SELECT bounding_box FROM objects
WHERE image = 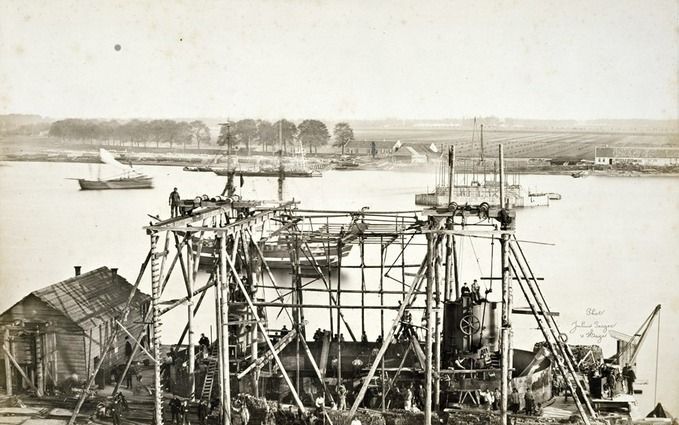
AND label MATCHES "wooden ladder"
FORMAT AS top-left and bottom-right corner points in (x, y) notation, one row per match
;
(200, 343), (219, 401)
